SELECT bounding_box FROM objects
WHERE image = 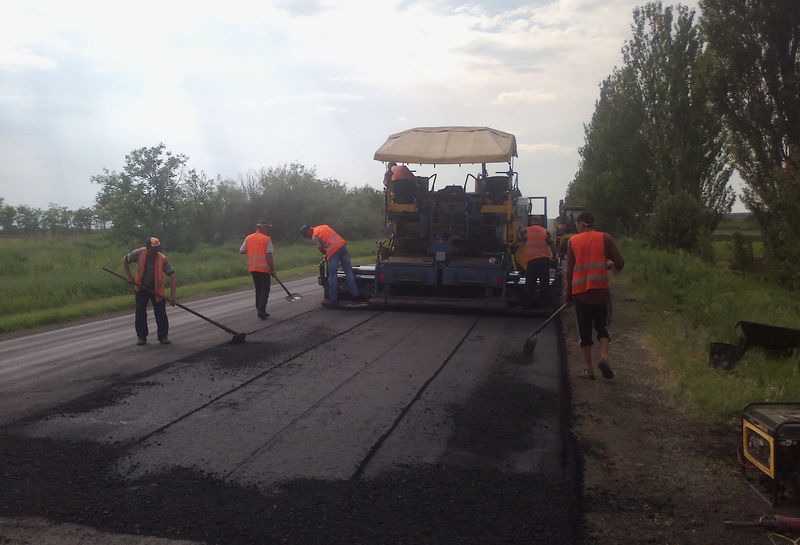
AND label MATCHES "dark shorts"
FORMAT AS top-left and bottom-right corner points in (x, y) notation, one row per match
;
(574, 299), (610, 347)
